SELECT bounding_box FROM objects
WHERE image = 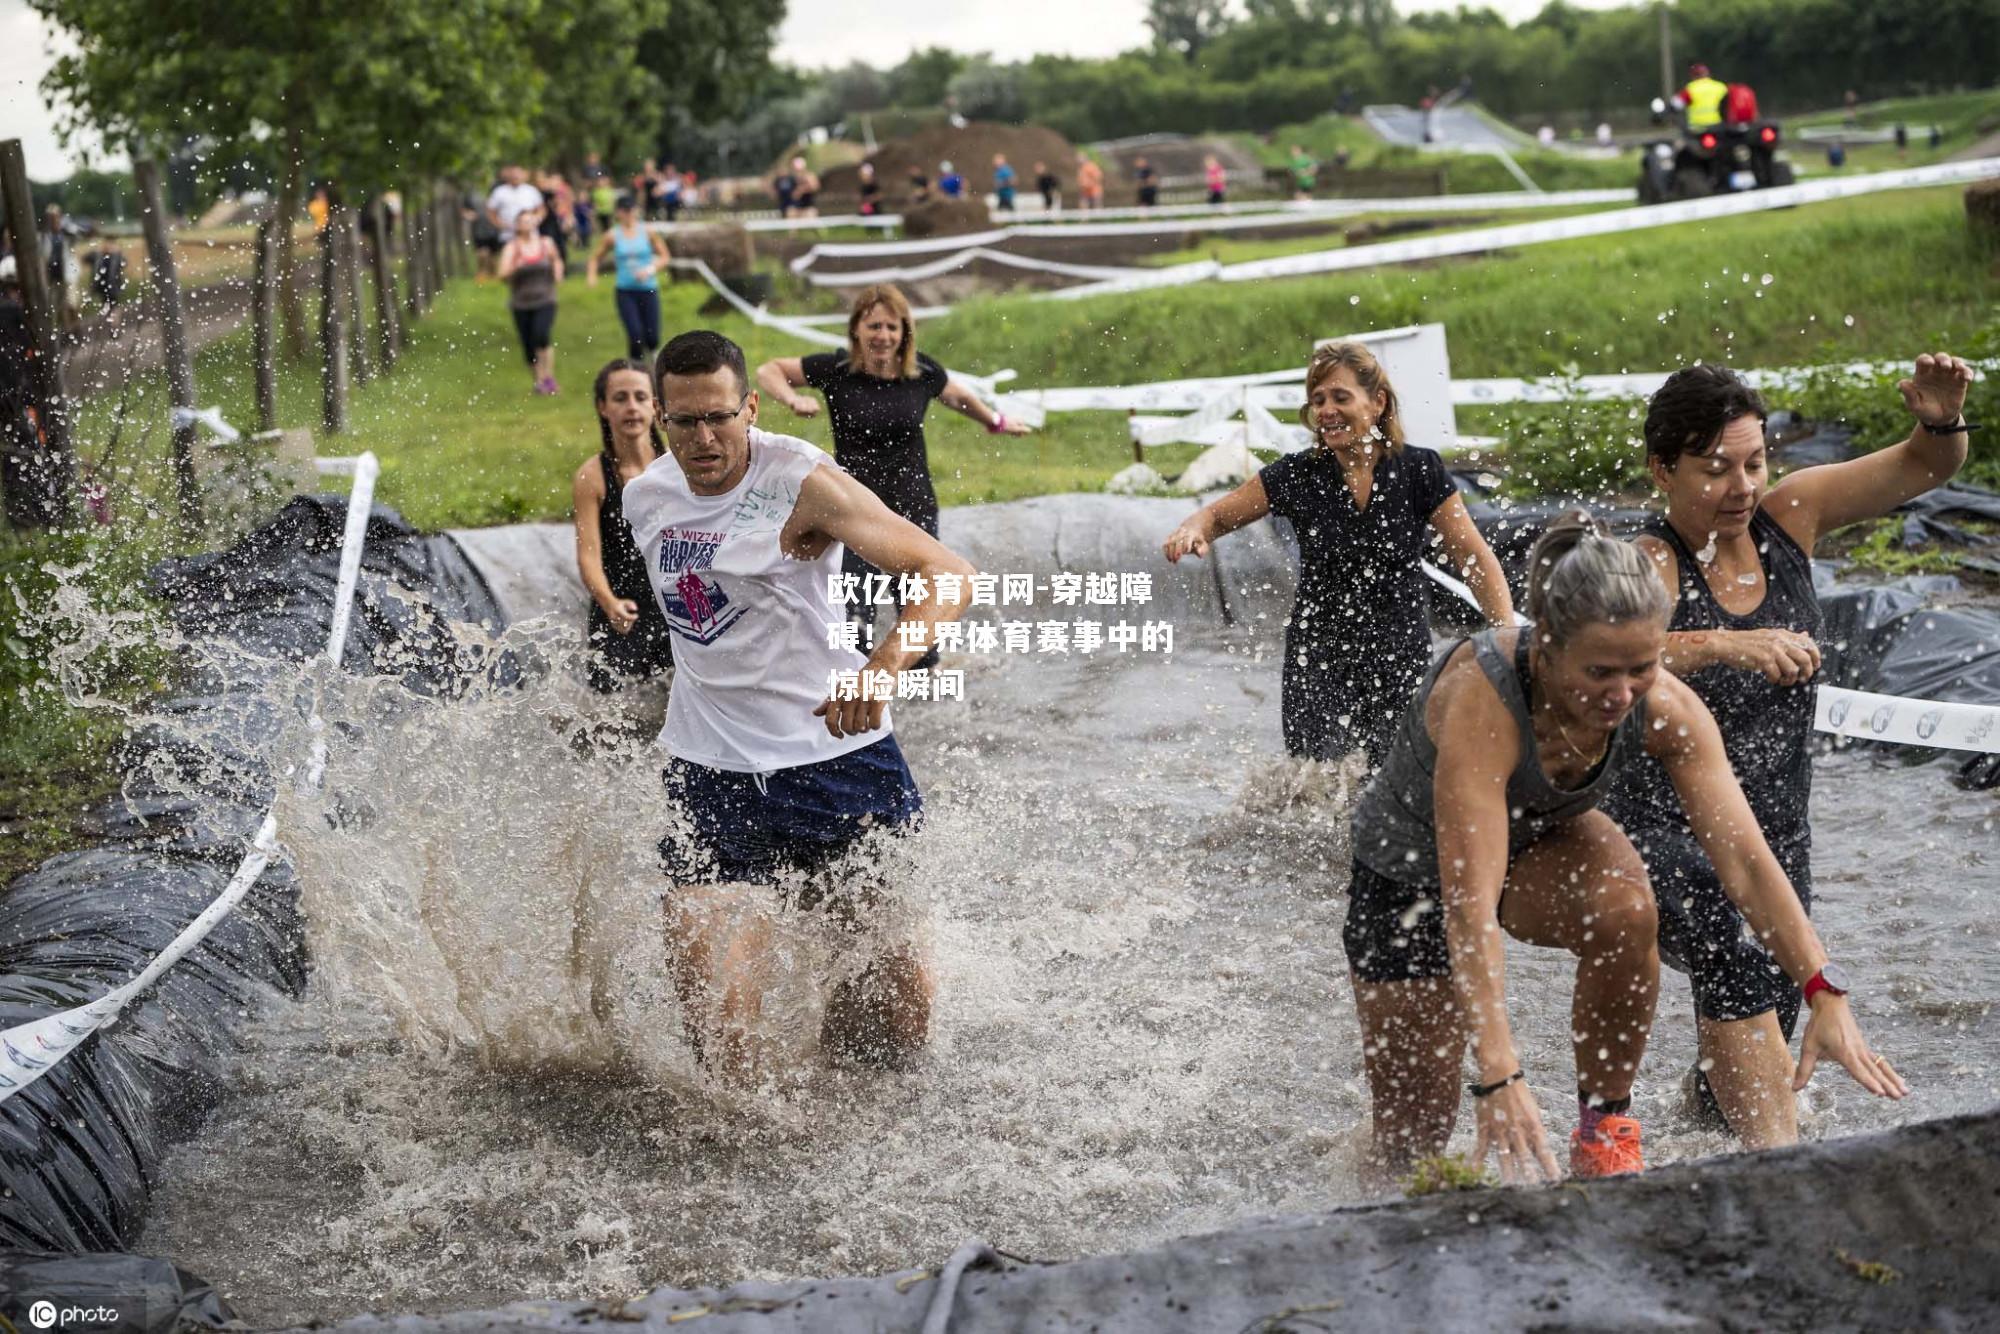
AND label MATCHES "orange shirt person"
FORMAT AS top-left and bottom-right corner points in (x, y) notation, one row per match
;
(1076, 157), (1104, 211)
